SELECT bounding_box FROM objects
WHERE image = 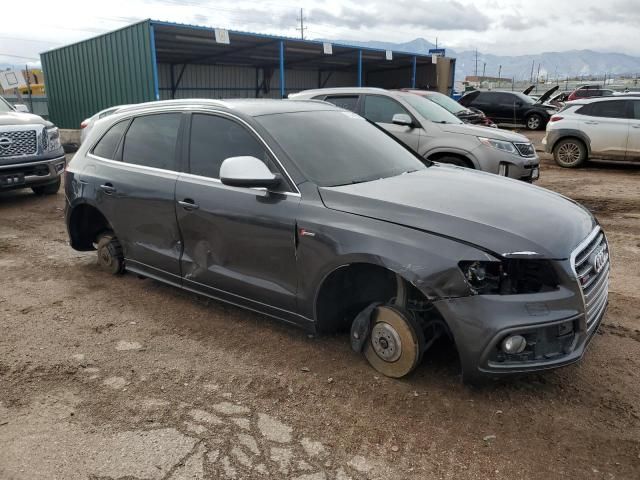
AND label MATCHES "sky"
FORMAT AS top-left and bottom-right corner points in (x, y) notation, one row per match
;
(2, 0), (640, 68)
